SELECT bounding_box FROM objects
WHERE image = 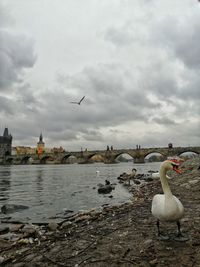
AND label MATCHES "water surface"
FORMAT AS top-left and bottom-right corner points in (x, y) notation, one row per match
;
(0, 162), (160, 223)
